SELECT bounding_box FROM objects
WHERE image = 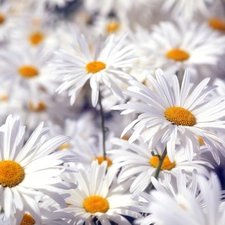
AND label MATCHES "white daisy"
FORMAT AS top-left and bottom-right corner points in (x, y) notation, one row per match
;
(52, 33), (135, 106)
(143, 20), (225, 80)
(17, 92), (73, 131)
(0, 44), (59, 100)
(0, 115), (76, 222)
(113, 69), (225, 163)
(109, 137), (212, 194)
(15, 195), (72, 225)
(13, 8), (59, 49)
(61, 161), (141, 225)
(135, 172), (225, 225)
